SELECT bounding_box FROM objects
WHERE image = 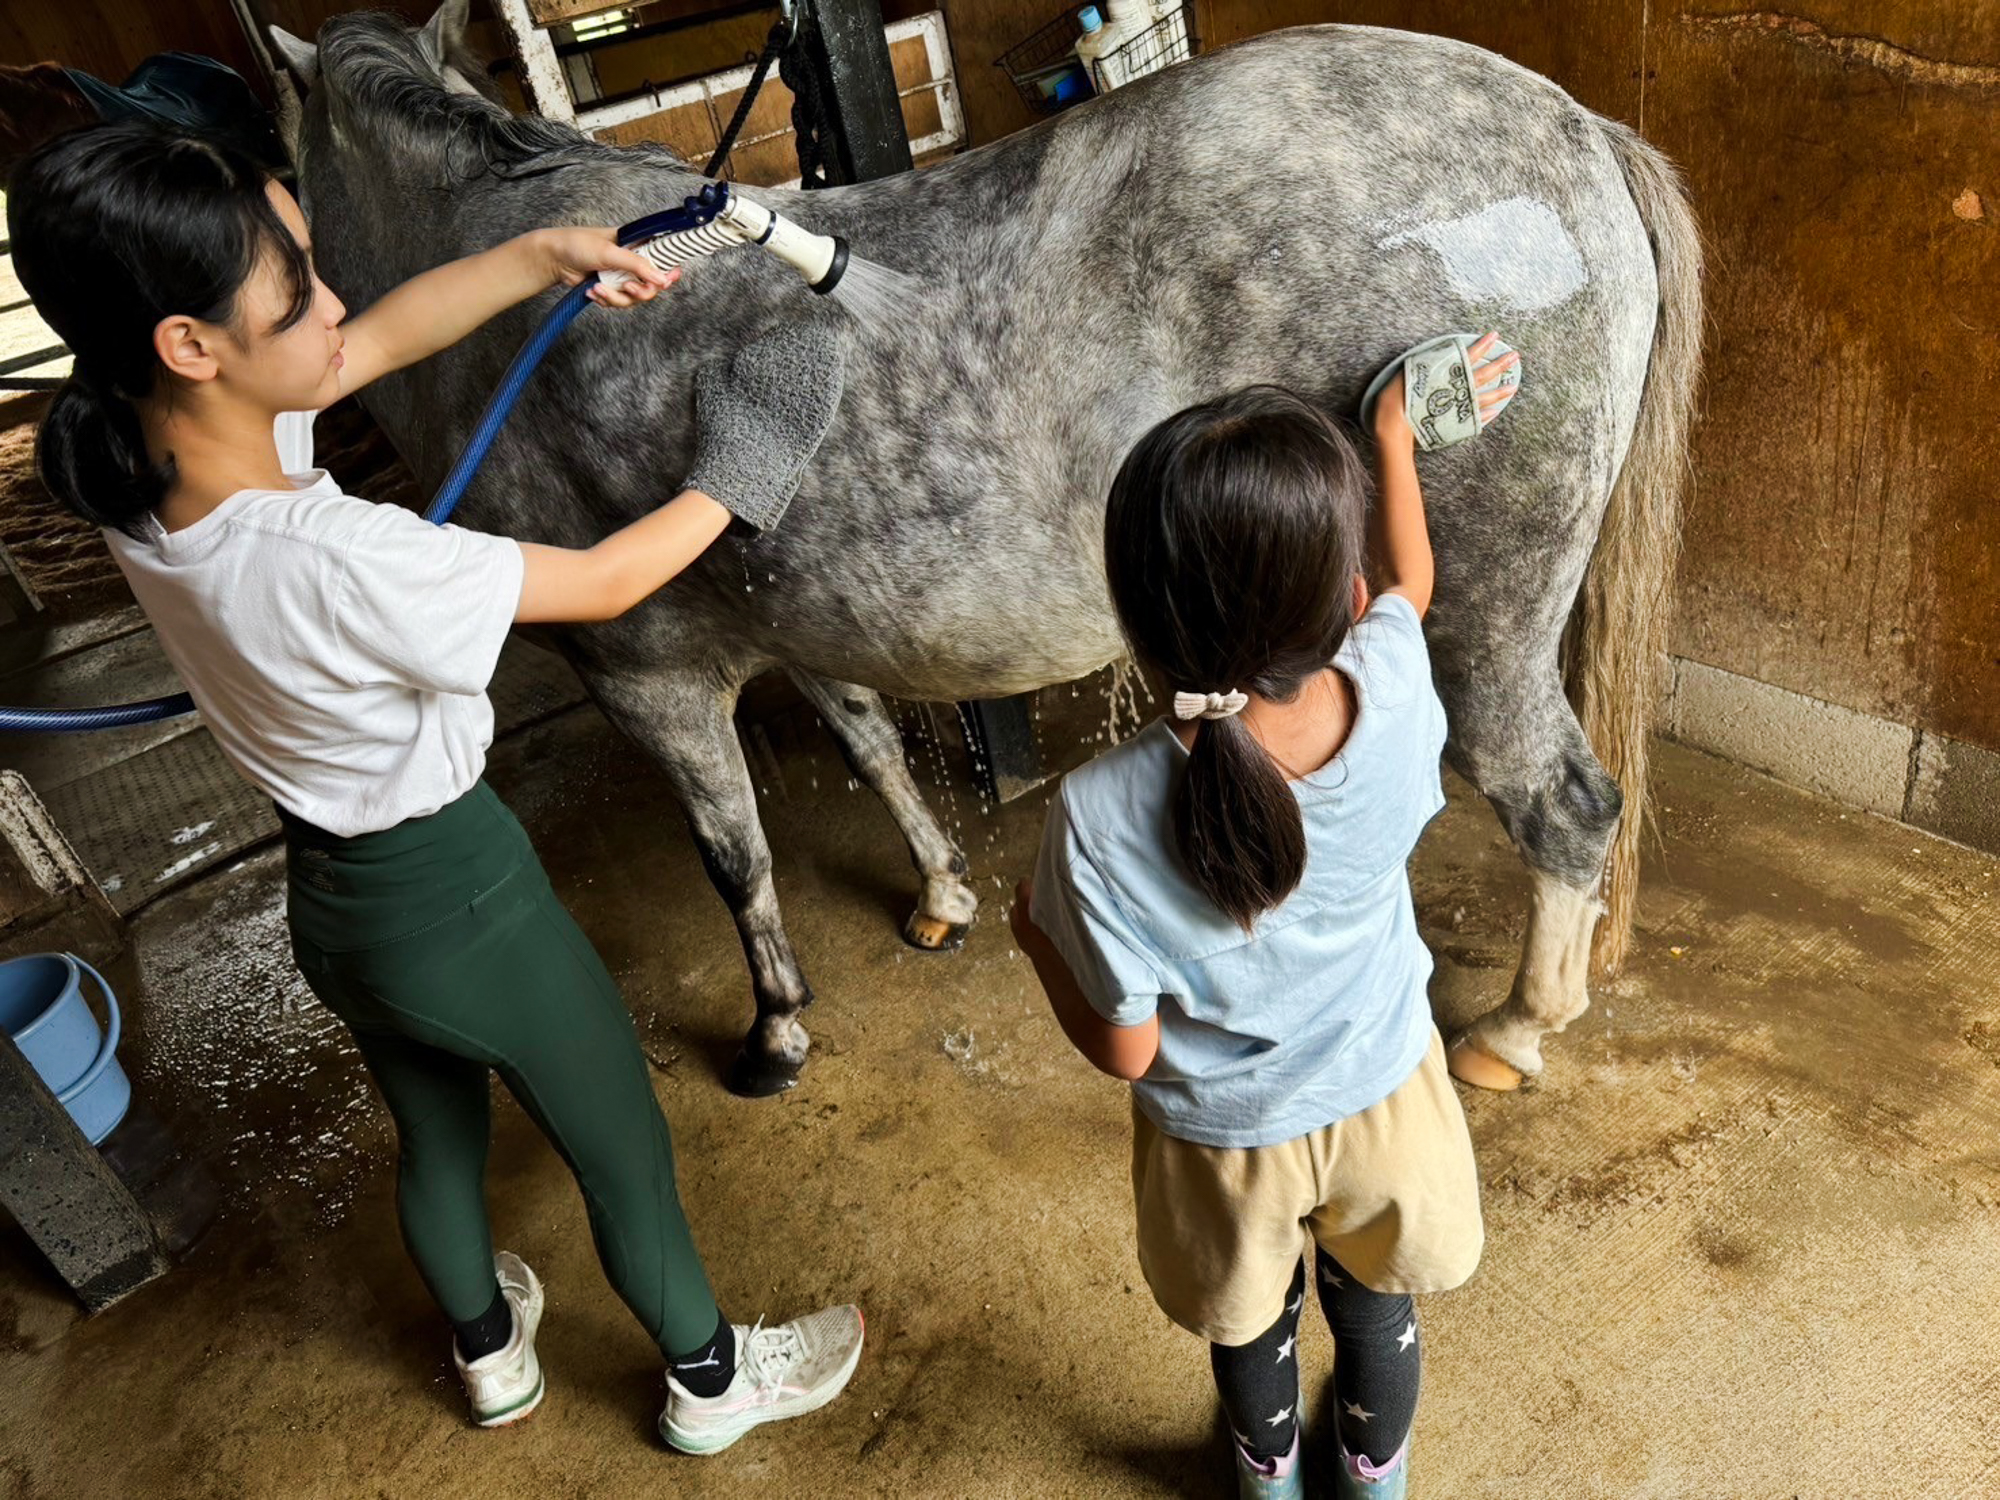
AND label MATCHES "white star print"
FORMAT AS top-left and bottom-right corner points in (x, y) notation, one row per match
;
(1397, 1320), (1417, 1352)
(1266, 1405), (1293, 1428)
(1343, 1399), (1375, 1423)
(1275, 1334), (1295, 1364)
(1320, 1265), (1344, 1288)
(1286, 1290), (1304, 1316)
